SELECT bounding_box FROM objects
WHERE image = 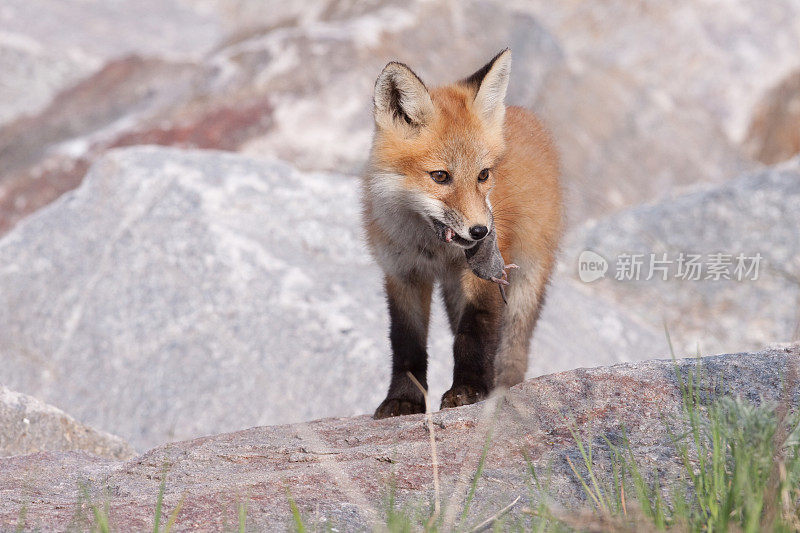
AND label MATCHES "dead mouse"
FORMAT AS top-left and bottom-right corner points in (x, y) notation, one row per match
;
(464, 227), (517, 303)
